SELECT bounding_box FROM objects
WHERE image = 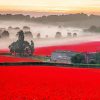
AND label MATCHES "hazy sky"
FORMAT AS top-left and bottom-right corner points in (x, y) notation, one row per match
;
(0, 0), (100, 15)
